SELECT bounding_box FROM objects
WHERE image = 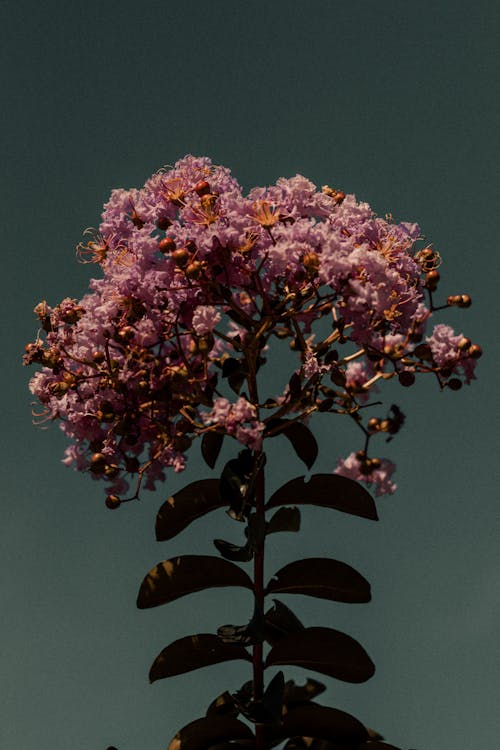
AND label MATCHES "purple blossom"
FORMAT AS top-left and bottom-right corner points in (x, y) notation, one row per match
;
(335, 453), (397, 497)
(24, 154), (479, 502)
